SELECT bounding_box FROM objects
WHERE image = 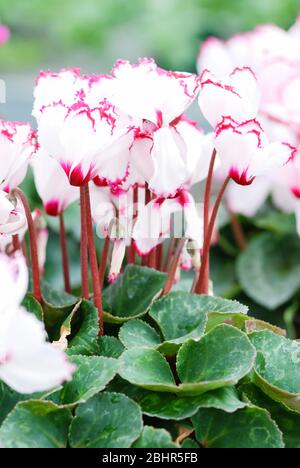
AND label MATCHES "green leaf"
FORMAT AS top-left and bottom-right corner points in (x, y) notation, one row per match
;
(0, 400), (72, 448)
(119, 325), (256, 396)
(240, 383), (300, 448)
(119, 320), (161, 349)
(176, 324), (256, 395)
(237, 233), (300, 309)
(59, 355), (118, 405)
(42, 281), (78, 332)
(97, 336), (125, 358)
(253, 210), (296, 235)
(0, 383), (21, 426)
(192, 407), (284, 448)
(181, 438), (200, 448)
(149, 292), (208, 351)
(22, 294), (44, 322)
(133, 426), (178, 448)
(119, 348), (177, 392)
(129, 386), (246, 420)
(102, 265), (166, 323)
(68, 300), (99, 355)
(69, 393), (143, 448)
(249, 330), (300, 412)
